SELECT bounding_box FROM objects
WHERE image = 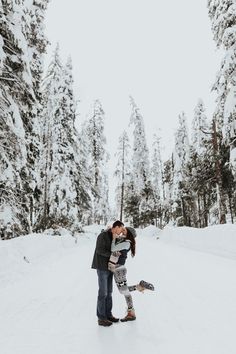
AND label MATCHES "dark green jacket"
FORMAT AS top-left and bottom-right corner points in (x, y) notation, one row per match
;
(91, 230), (112, 270)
